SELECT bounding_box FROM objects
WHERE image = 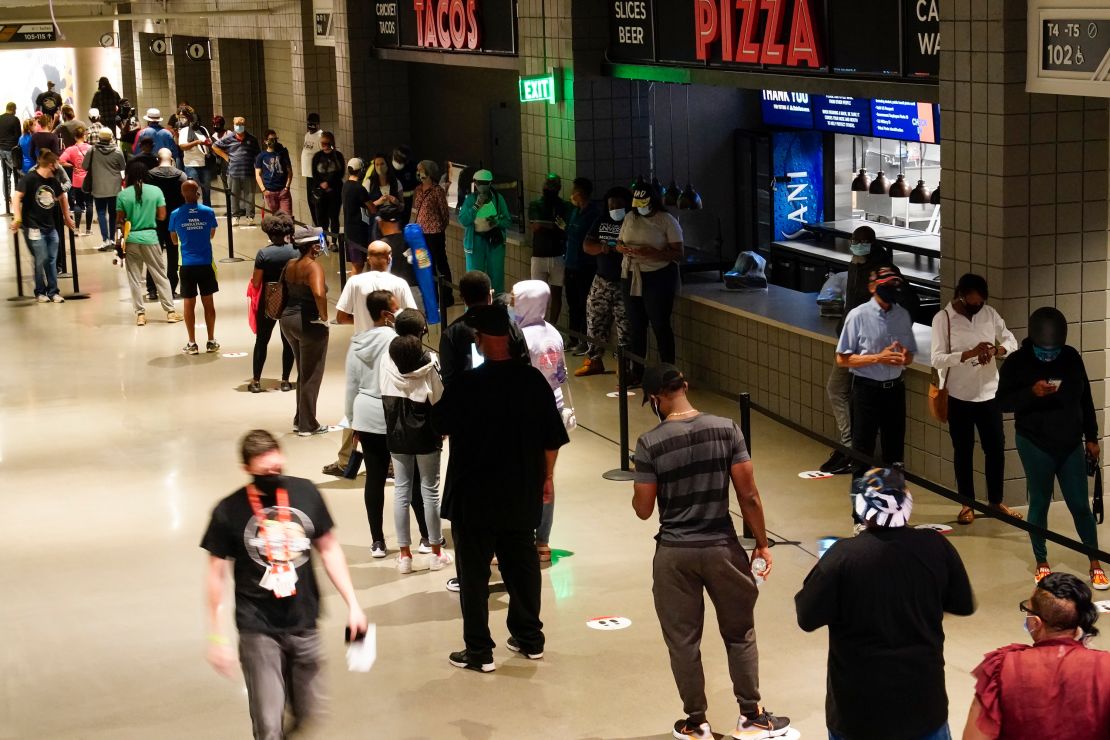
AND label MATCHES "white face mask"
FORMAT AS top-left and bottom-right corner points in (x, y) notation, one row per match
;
(234, 125), (245, 134)
(392, 159), (404, 170)
(636, 205), (652, 216)
(609, 208), (626, 221)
